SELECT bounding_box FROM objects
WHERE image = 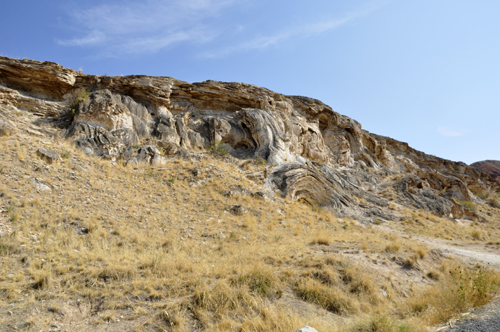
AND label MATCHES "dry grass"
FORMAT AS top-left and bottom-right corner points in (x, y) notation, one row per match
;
(395, 207), (500, 243)
(1, 109), (500, 331)
(405, 262), (500, 326)
(384, 239), (402, 253)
